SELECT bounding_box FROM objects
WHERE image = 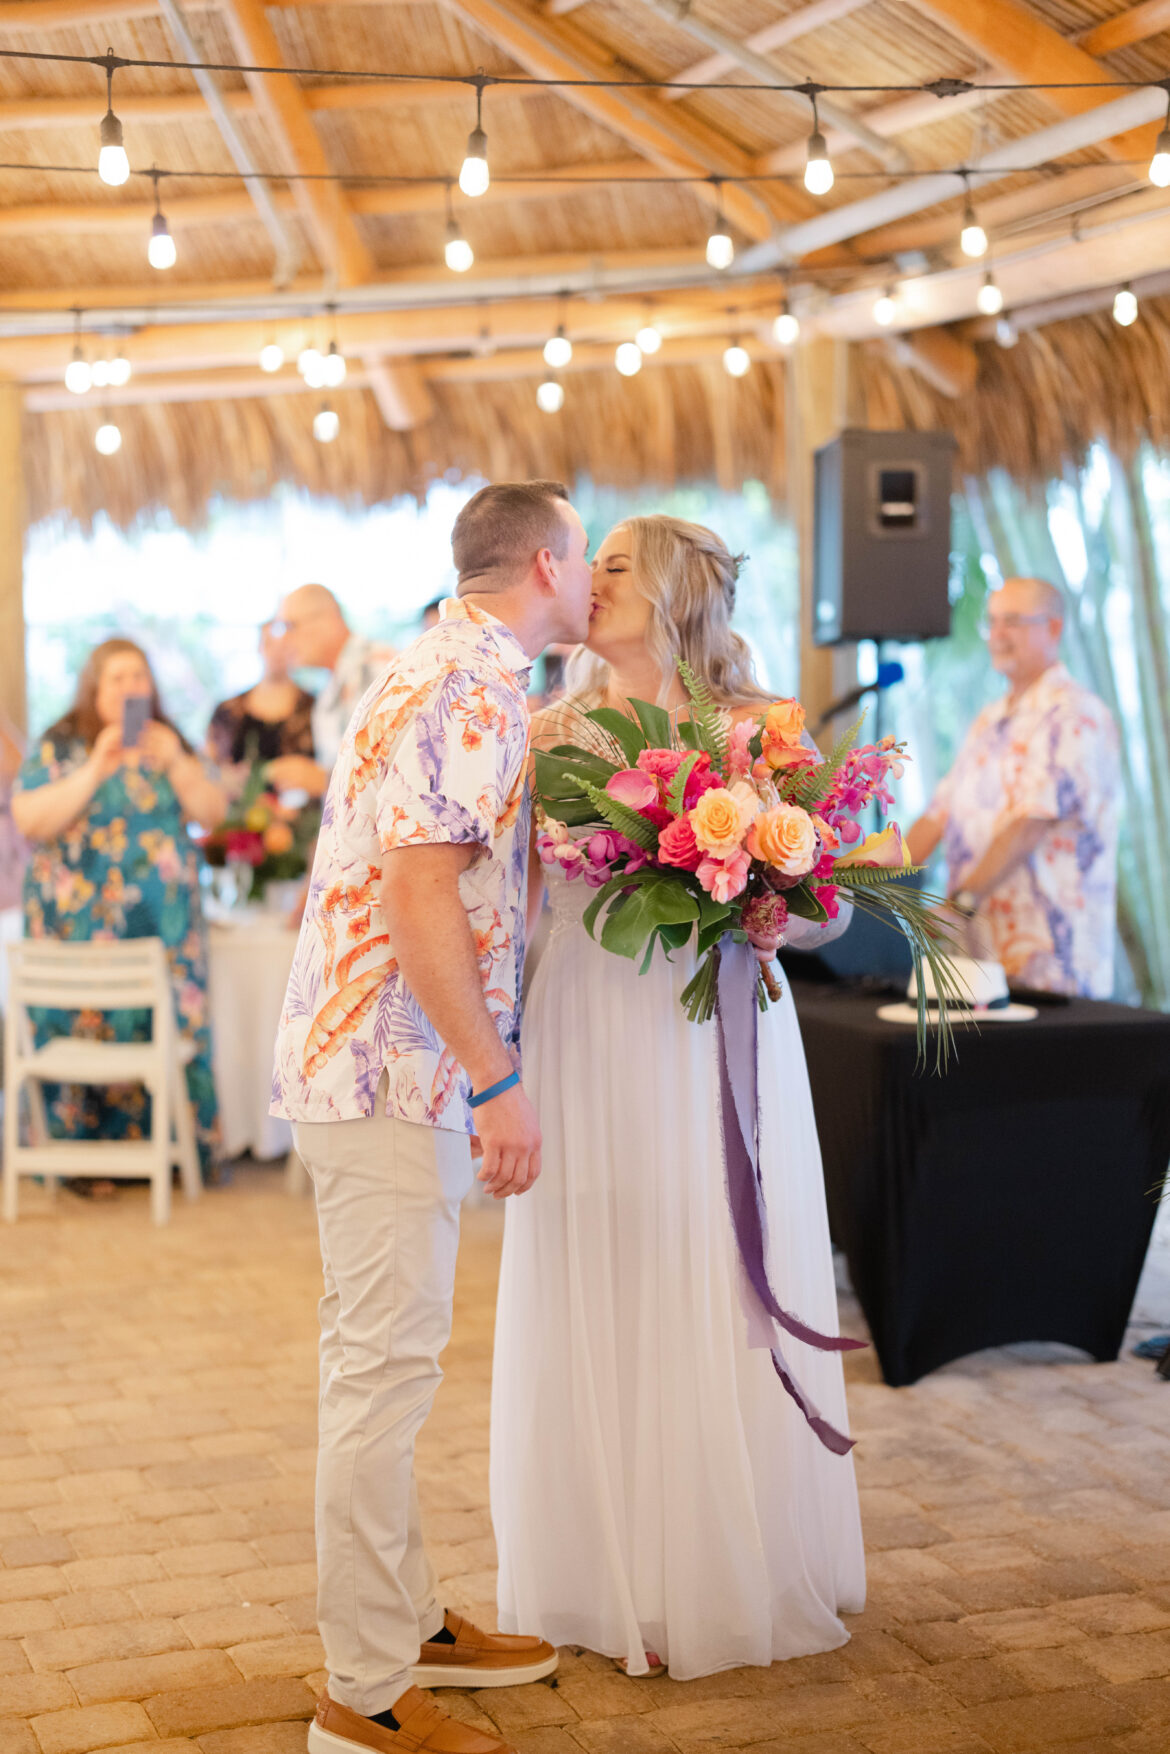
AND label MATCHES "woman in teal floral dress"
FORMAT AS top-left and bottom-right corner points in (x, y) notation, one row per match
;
(12, 639), (228, 1177)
